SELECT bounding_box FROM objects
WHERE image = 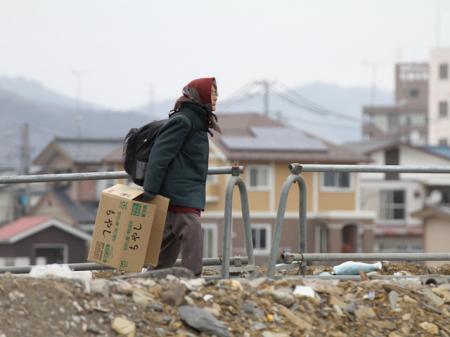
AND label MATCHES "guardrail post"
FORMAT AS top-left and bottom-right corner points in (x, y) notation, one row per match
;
(222, 164), (255, 278)
(267, 163), (307, 278)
